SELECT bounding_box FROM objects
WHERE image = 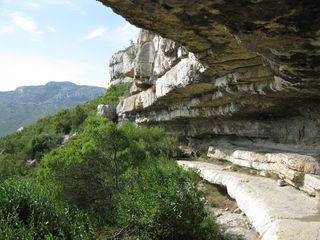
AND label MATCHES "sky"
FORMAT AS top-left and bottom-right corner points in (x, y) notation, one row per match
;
(0, 0), (140, 91)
